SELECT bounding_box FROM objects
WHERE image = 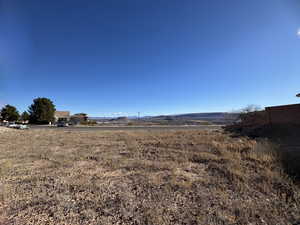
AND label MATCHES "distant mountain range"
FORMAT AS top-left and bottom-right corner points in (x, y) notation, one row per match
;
(89, 112), (239, 124)
(152, 112), (230, 119)
(150, 112), (239, 124)
(89, 116), (138, 120)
